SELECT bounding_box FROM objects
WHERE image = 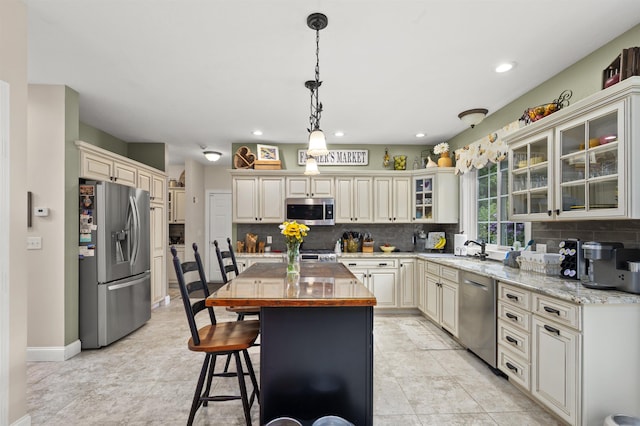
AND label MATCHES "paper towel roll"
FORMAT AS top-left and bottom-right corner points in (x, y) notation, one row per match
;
(454, 234), (468, 256)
